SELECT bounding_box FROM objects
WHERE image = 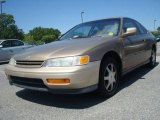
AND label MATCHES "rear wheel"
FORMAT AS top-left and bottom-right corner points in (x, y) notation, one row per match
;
(97, 57), (120, 97)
